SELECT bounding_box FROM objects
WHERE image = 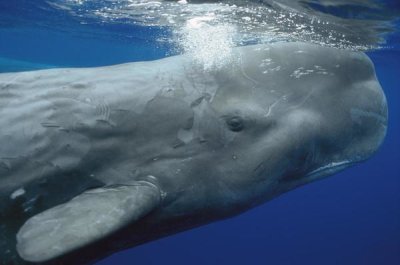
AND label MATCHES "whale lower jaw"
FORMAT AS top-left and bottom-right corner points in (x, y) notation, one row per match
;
(305, 160), (357, 181)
